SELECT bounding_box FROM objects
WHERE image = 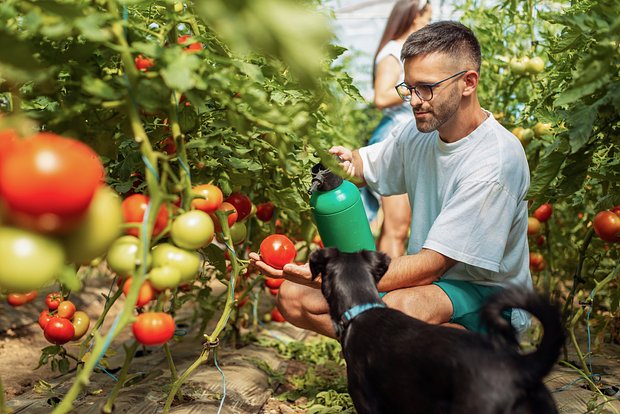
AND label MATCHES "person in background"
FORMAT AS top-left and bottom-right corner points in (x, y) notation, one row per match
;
(362, 0), (432, 258)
